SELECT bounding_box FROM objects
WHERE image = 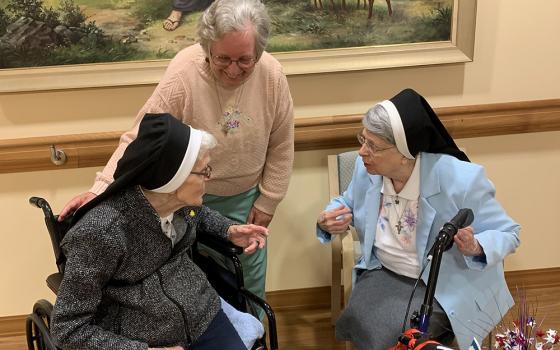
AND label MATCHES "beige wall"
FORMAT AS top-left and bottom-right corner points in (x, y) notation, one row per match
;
(1, 0), (559, 316)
